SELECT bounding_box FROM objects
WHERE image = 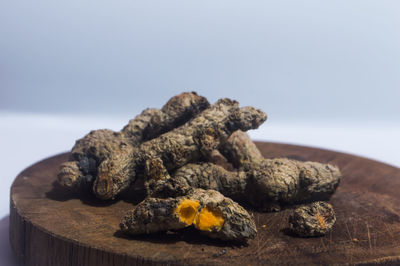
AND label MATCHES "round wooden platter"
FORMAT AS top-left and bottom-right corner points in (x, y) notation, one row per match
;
(9, 142), (400, 266)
